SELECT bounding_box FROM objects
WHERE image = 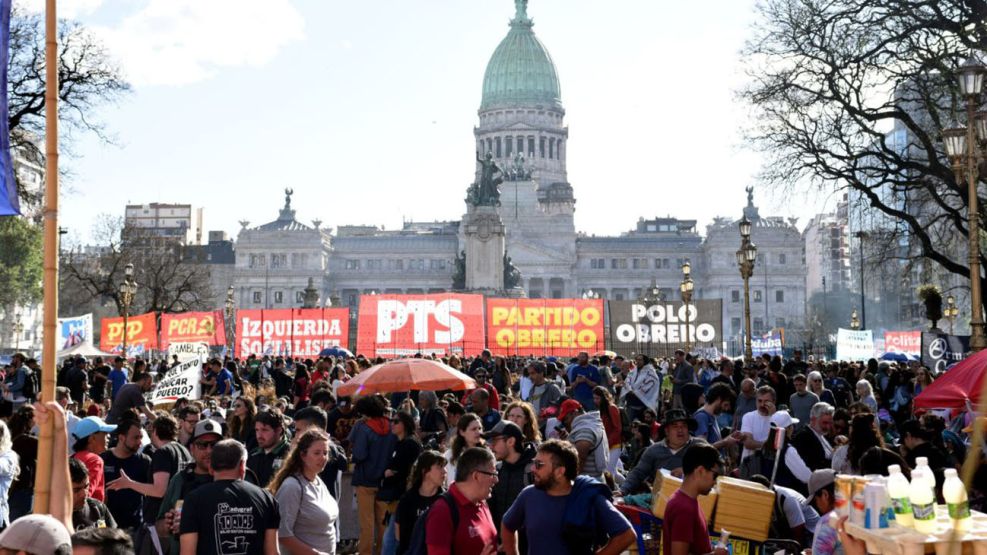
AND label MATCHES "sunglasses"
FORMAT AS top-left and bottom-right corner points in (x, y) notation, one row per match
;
(194, 440), (218, 449)
(475, 469), (498, 477)
(532, 460), (549, 469)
